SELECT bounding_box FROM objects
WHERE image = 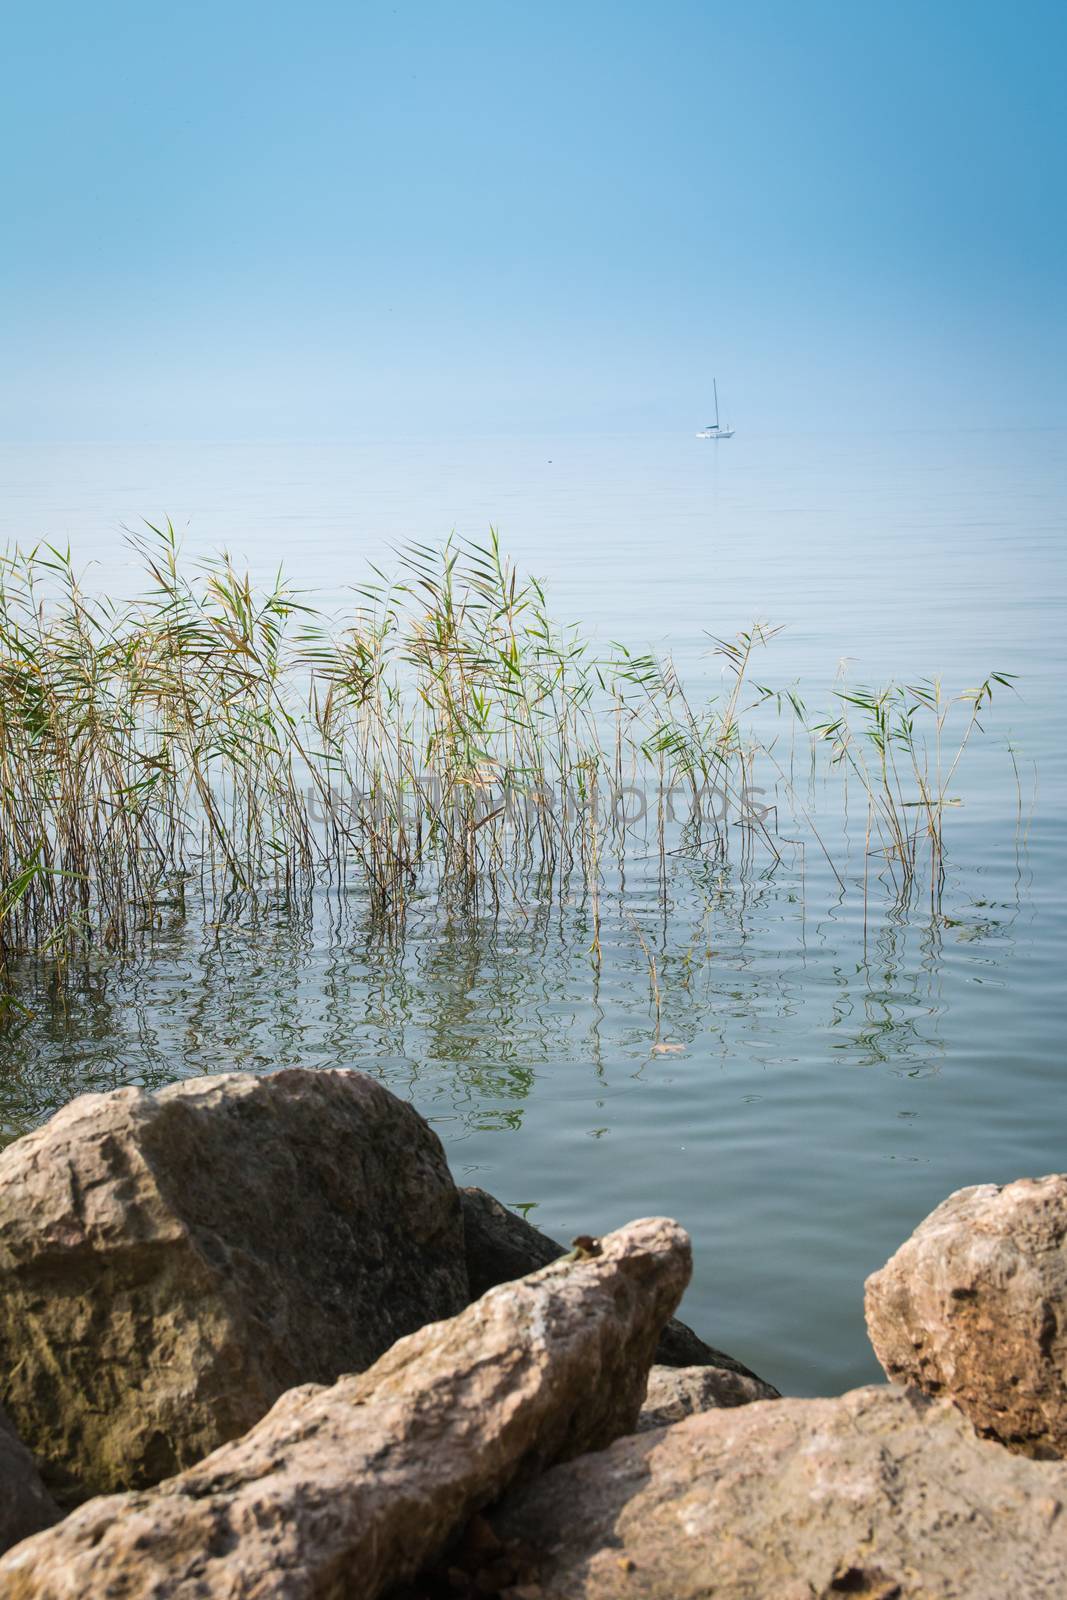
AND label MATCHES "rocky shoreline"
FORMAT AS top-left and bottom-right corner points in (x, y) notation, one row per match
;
(0, 1068), (1064, 1597)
